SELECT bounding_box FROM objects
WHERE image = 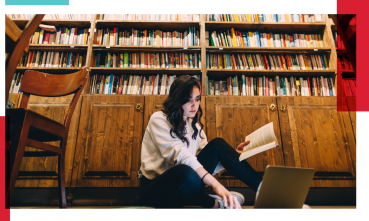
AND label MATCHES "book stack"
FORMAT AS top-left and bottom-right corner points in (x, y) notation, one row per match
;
(333, 32), (346, 49)
(90, 74), (200, 95)
(30, 27), (90, 45)
(207, 75), (335, 97)
(18, 51), (86, 68)
(96, 27), (199, 46)
(7, 14), (91, 20)
(9, 73), (23, 94)
(338, 58), (354, 71)
(206, 14), (325, 22)
(208, 29), (324, 48)
(100, 14), (200, 21)
(206, 53), (329, 71)
(342, 79), (356, 96)
(94, 52), (201, 69)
